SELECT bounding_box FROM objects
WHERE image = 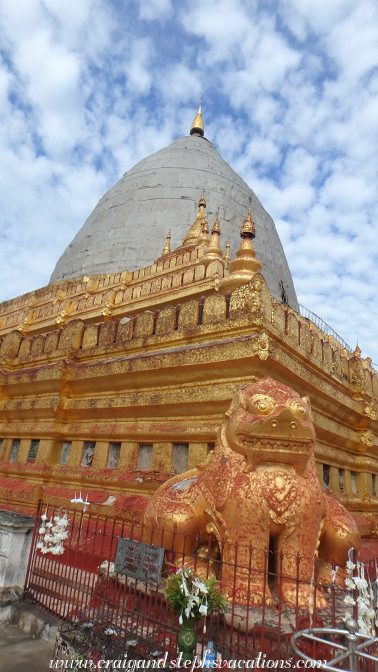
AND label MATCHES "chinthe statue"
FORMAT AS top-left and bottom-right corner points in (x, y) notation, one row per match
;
(143, 377), (360, 607)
